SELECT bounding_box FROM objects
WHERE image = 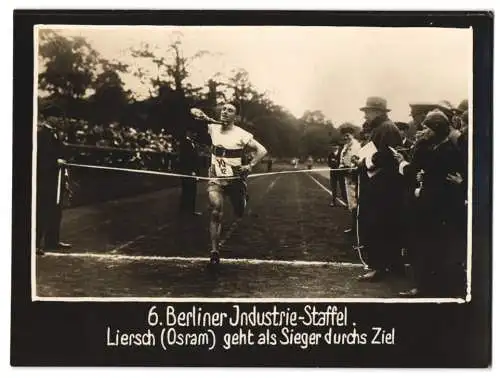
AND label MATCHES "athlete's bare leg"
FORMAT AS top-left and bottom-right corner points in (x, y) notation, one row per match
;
(208, 189), (224, 262)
